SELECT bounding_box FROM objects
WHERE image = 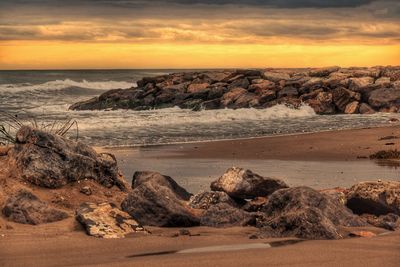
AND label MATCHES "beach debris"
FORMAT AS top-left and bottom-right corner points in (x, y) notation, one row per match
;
(346, 181), (400, 216)
(379, 135), (399, 141)
(121, 171), (199, 227)
(2, 189), (69, 225)
(210, 167), (288, 199)
(199, 203), (256, 227)
(189, 191), (242, 210)
(256, 187), (366, 240)
(8, 126), (129, 191)
(348, 231), (377, 238)
(76, 202), (147, 238)
(369, 149), (400, 159)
